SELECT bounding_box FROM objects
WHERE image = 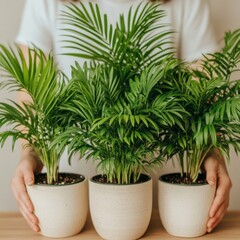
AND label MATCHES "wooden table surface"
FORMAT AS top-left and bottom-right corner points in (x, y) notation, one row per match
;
(0, 209), (239, 239)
